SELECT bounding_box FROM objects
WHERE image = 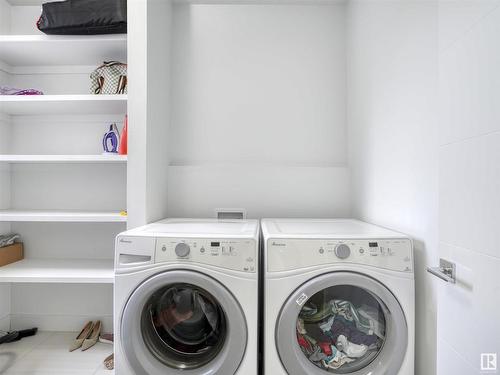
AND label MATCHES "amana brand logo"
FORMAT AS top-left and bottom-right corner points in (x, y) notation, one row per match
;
(271, 241), (286, 247)
(119, 238), (133, 244)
